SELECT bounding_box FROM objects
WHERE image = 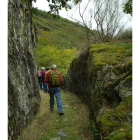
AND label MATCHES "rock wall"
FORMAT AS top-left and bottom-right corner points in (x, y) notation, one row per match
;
(64, 45), (132, 139)
(8, 0), (40, 139)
